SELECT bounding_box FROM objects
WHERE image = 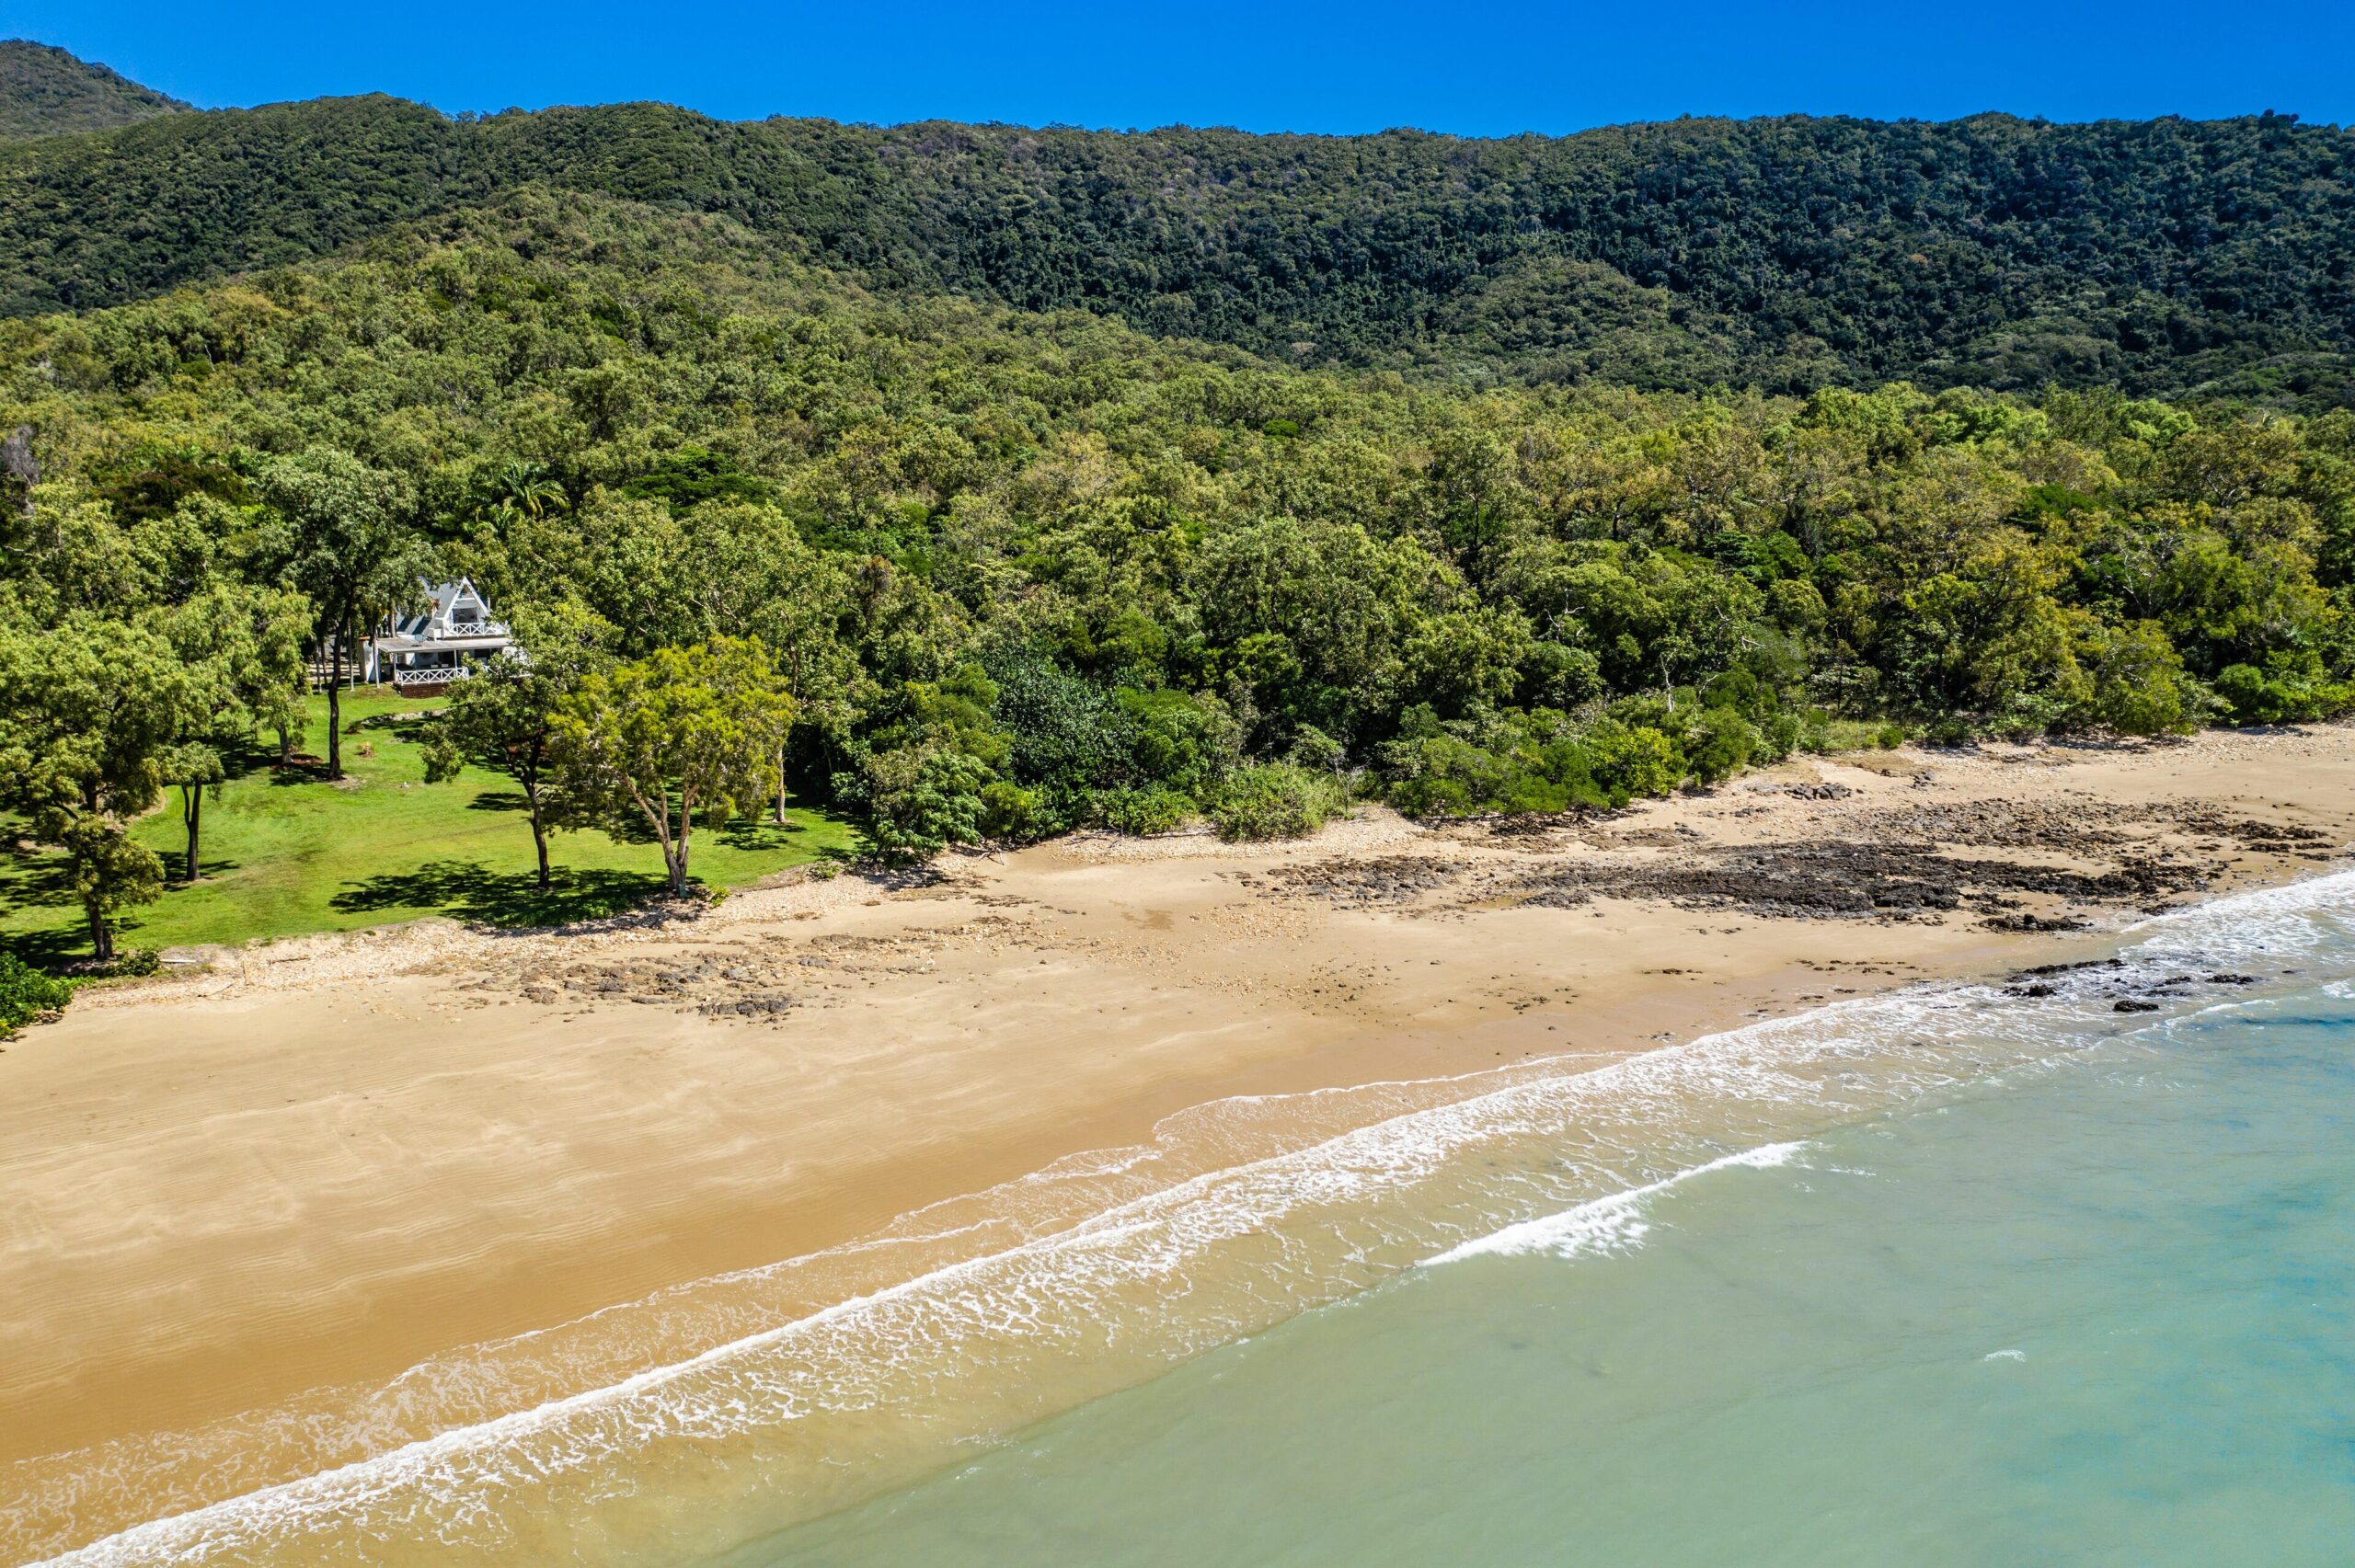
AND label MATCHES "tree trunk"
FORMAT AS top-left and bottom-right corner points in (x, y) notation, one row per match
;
(182, 784), (201, 882)
(326, 608), (347, 779)
(87, 903), (112, 964)
(670, 800), (694, 896)
(528, 797), (551, 890)
(775, 743), (788, 824)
